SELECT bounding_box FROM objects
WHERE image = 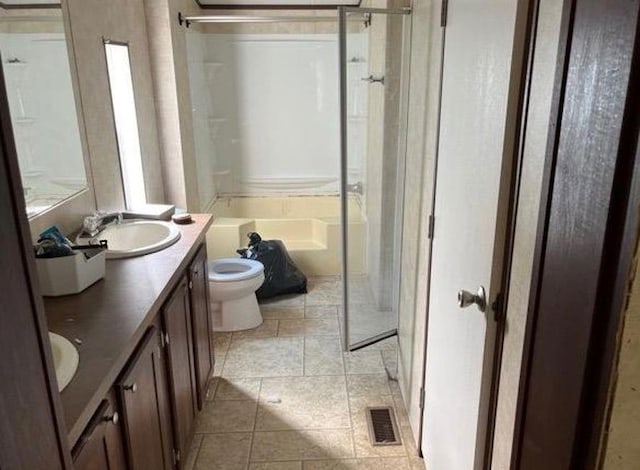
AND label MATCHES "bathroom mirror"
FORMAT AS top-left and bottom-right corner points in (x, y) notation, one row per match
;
(0, 4), (88, 219)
